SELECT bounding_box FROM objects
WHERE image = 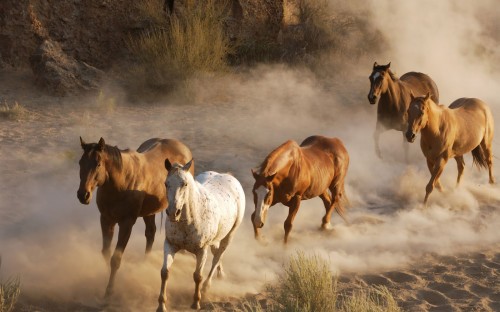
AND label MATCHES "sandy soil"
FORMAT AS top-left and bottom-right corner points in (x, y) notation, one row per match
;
(1, 65), (499, 312)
